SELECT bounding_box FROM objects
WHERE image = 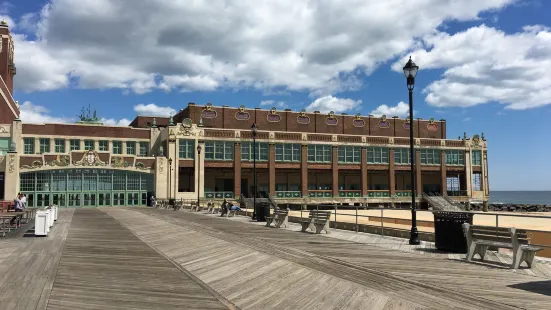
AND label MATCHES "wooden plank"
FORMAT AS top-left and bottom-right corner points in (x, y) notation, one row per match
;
(116, 208), (551, 310)
(46, 209), (228, 310)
